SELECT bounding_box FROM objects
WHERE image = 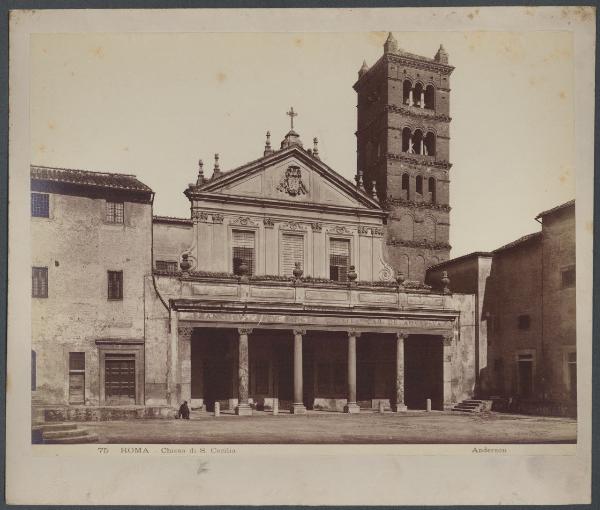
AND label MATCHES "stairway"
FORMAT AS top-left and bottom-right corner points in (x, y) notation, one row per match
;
(451, 399), (492, 413)
(33, 423), (99, 444)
